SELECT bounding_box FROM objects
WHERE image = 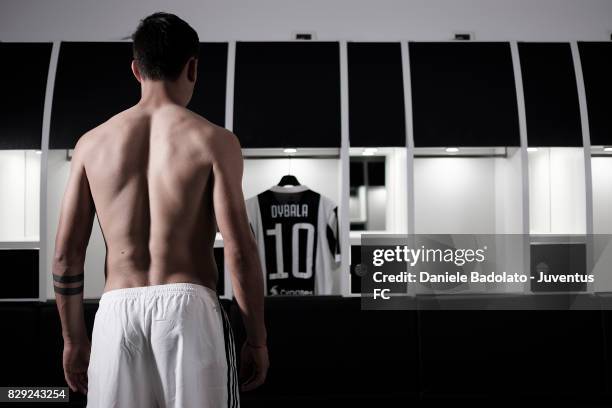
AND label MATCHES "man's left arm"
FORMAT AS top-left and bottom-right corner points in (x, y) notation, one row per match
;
(53, 138), (95, 394)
